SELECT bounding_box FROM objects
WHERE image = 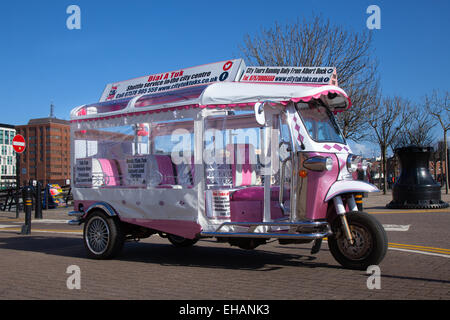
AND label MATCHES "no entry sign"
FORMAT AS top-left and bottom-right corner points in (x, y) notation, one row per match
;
(12, 134), (26, 153)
